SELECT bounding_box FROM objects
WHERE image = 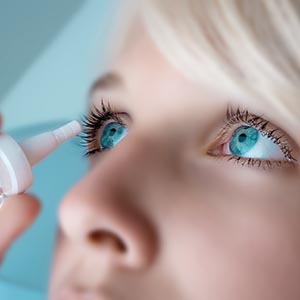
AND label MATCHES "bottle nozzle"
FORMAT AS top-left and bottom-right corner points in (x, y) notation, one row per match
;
(53, 120), (82, 144)
(19, 120), (82, 167)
